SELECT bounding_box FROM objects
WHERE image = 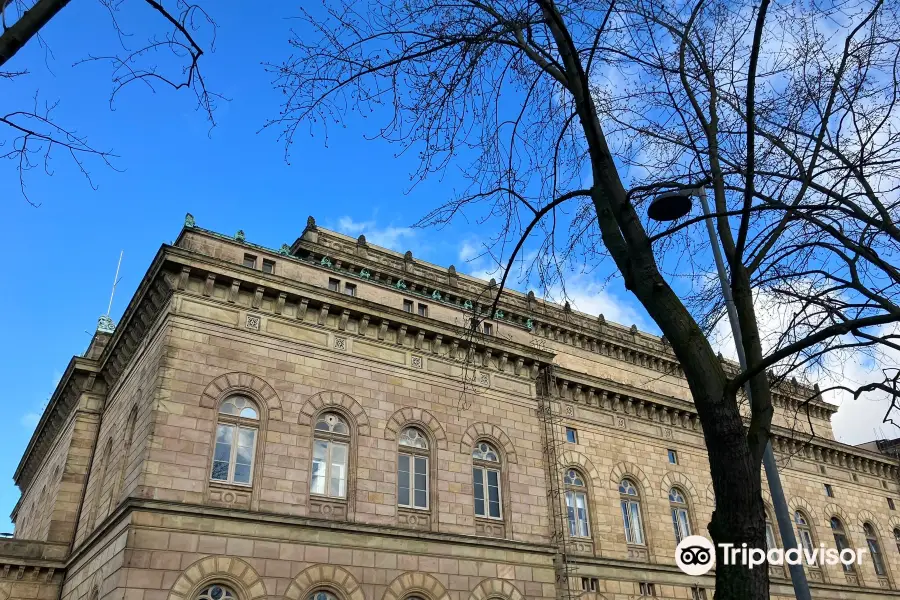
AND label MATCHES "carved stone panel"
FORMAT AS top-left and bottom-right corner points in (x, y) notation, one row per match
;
(627, 545), (648, 561)
(245, 314), (261, 331)
(207, 483), (252, 510)
(570, 538), (595, 555)
(308, 497), (347, 521)
(397, 508), (430, 531)
(475, 518), (506, 539)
